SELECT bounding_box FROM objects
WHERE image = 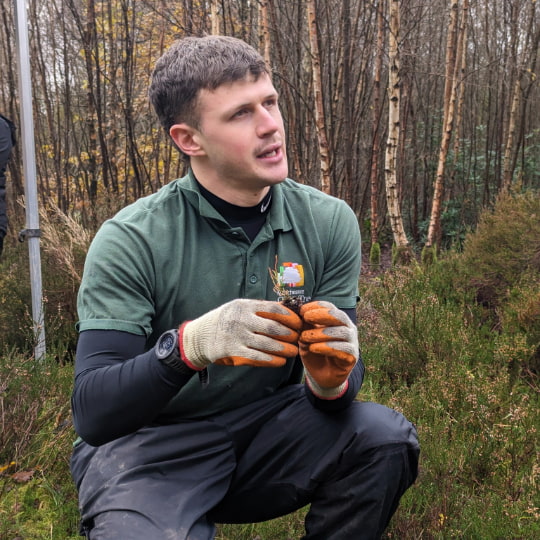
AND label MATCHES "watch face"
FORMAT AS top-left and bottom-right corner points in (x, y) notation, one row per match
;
(157, 331), (176, 359)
